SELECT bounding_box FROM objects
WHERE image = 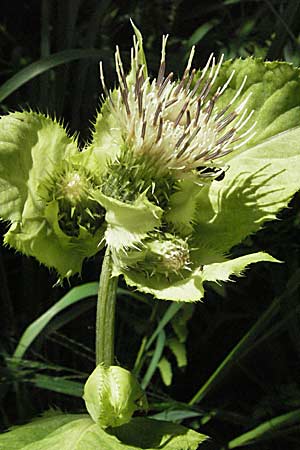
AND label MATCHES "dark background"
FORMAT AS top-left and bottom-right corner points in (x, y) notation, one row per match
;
(1, 1), (300, 449)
